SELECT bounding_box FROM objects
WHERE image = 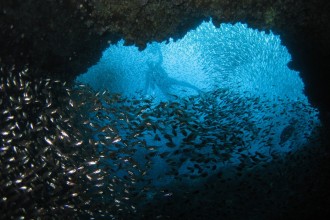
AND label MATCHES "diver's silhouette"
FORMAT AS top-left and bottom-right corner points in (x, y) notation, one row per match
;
(144, 45), (201, 98)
